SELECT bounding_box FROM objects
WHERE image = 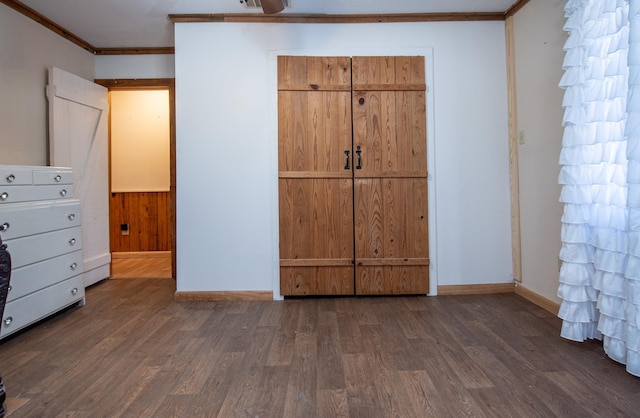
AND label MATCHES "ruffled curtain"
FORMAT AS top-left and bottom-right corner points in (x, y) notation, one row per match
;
(558, 0), (640, 376)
